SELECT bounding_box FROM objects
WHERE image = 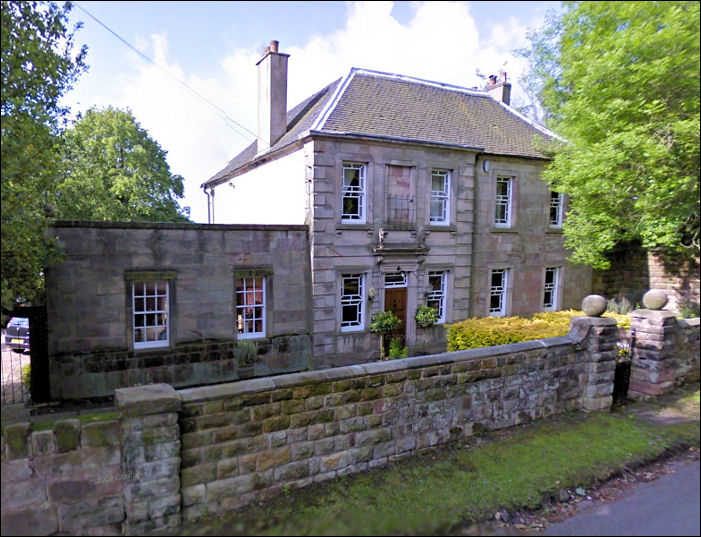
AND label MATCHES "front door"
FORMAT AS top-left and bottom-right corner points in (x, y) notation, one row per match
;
(384, 287), (407, 352)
